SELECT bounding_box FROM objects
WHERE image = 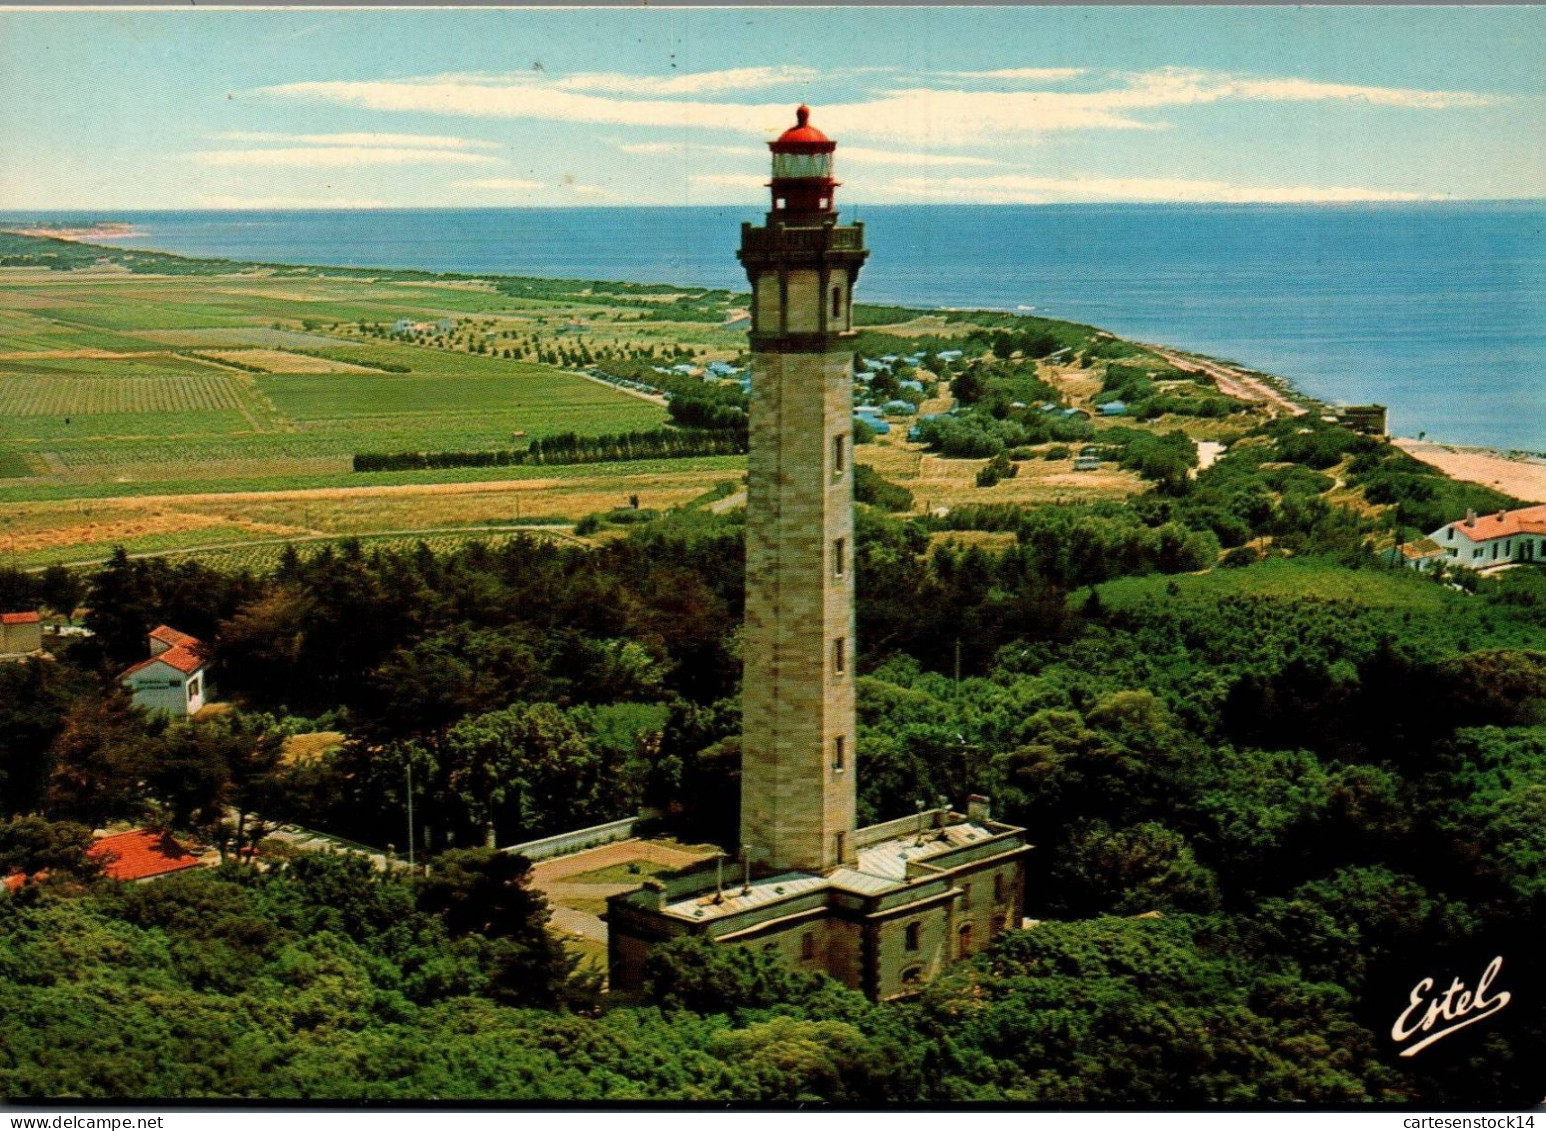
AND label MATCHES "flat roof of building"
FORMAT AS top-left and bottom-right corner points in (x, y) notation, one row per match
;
(651, 819), (1019, 922)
